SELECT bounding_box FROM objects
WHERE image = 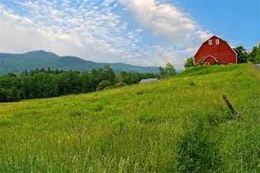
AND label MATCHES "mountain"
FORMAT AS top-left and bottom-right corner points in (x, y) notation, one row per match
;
(0, 50), (159, 74)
